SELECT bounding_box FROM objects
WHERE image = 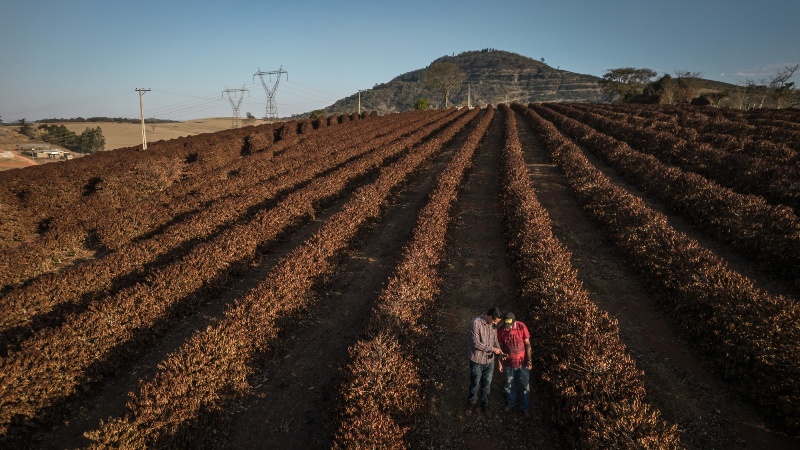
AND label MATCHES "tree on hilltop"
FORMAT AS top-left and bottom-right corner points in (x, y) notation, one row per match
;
(425, 62), (466, 108)
(598, 67), (657, 103)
